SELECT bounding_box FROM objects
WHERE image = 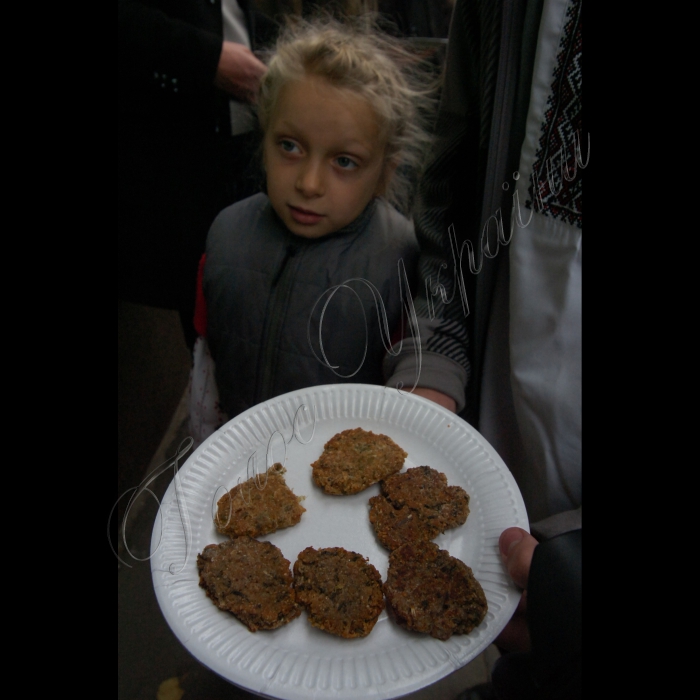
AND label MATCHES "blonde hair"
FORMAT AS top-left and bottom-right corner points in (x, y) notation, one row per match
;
(257, 15), (438, 214)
